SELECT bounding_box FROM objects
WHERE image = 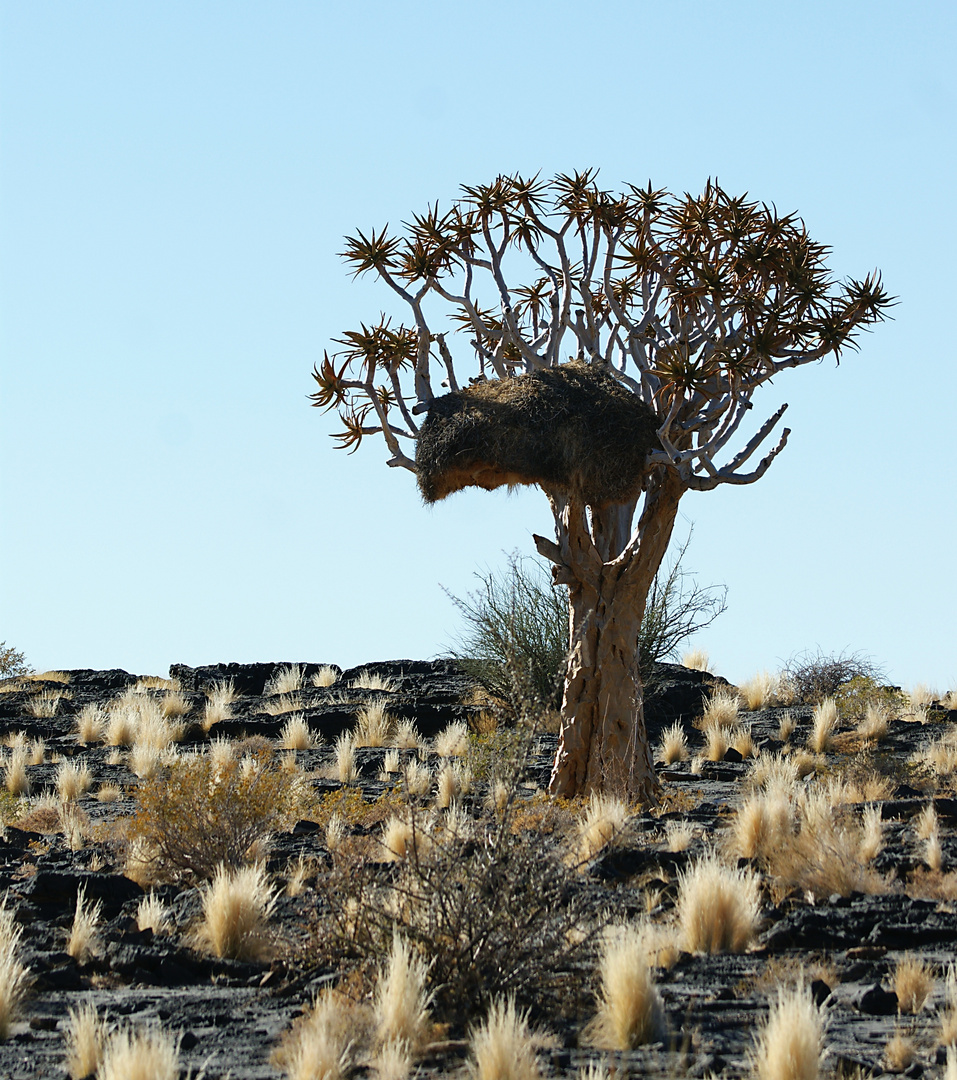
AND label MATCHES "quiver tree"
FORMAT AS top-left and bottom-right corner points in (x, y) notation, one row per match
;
(312, 171), (892, 801)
